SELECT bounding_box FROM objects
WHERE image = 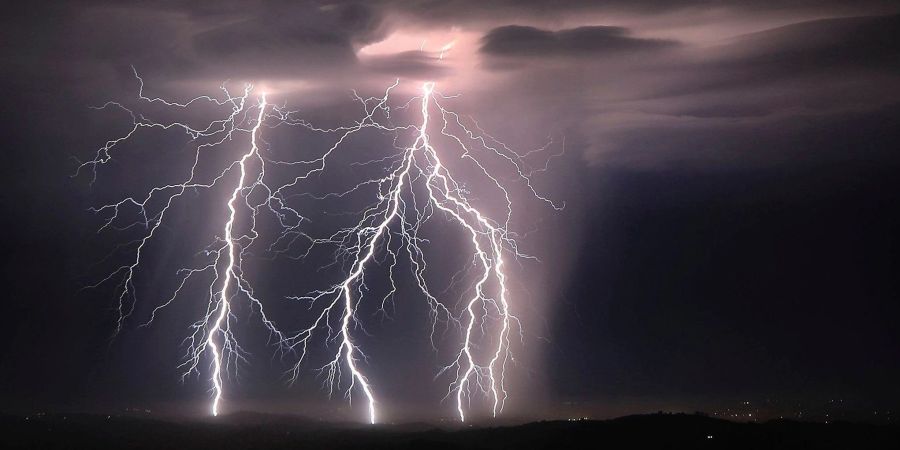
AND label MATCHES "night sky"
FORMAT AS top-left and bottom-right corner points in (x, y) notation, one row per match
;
(1, 1), (899, 423)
